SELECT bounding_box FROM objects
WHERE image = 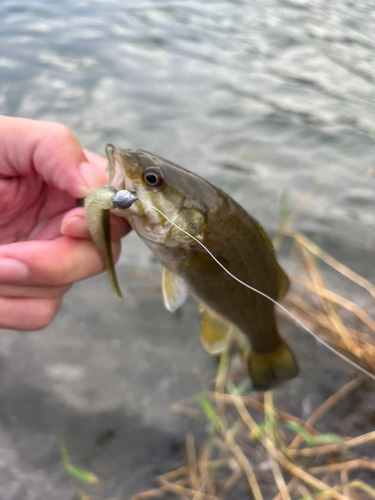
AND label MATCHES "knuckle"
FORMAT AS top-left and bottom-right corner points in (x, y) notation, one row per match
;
(50, 122), (72, 138)
(49, 123), (77, 147)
